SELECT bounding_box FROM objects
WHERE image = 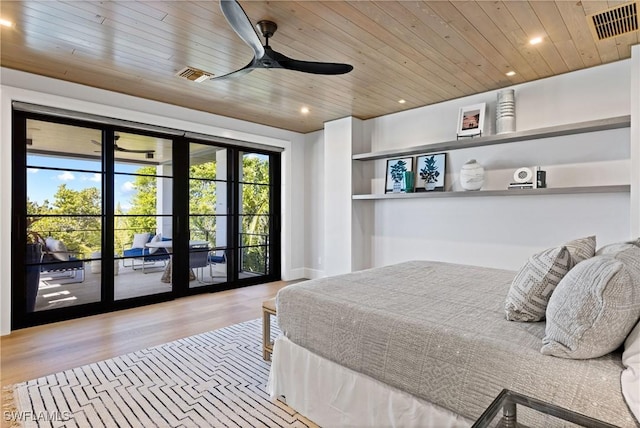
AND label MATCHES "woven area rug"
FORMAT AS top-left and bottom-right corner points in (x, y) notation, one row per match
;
(3, 319), (317, 428)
